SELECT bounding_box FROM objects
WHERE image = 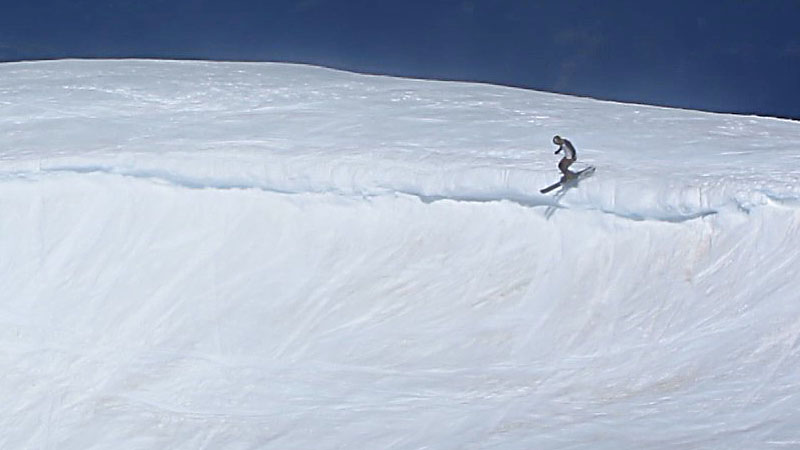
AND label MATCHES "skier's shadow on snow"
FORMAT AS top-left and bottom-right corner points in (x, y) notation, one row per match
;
(543, 166), (596, 220)
(544, 183), (578, 220)
(543, 178), (583, 220)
